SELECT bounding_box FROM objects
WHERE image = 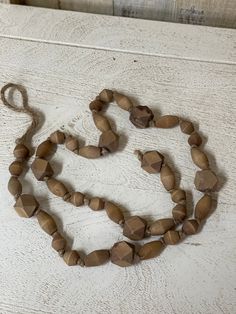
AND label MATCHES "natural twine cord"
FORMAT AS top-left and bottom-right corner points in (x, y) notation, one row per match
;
(0, 83), (38, 144)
